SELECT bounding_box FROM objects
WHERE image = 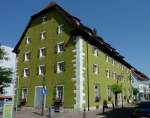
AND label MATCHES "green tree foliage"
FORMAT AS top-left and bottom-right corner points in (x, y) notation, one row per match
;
(0, 46), (12, 93)
(133, 88), (139, 96)
(111, 84), (122, 107)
